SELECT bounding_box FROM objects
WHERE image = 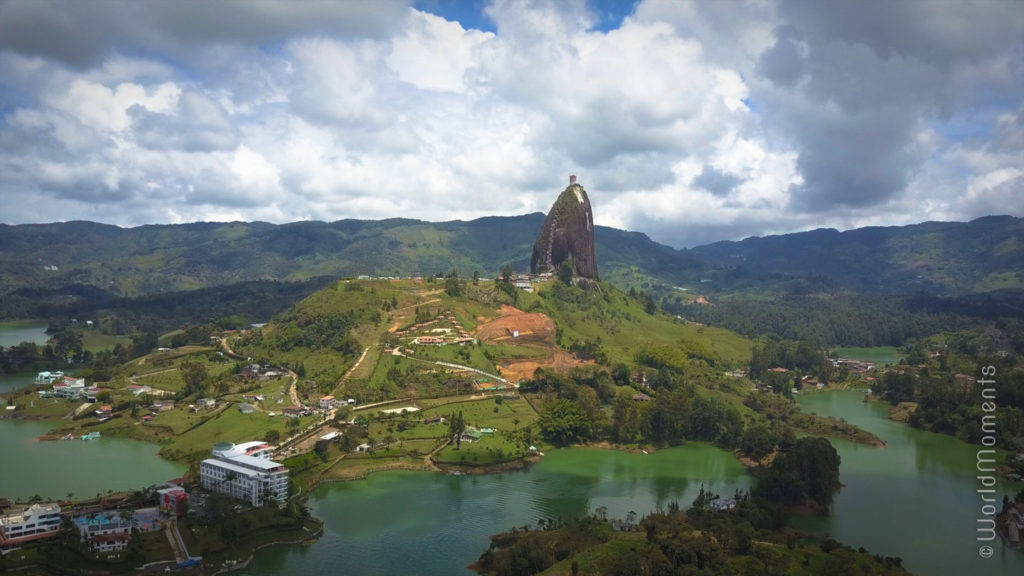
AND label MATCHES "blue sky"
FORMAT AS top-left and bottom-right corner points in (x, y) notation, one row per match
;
(0, 0), (1020, 247)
